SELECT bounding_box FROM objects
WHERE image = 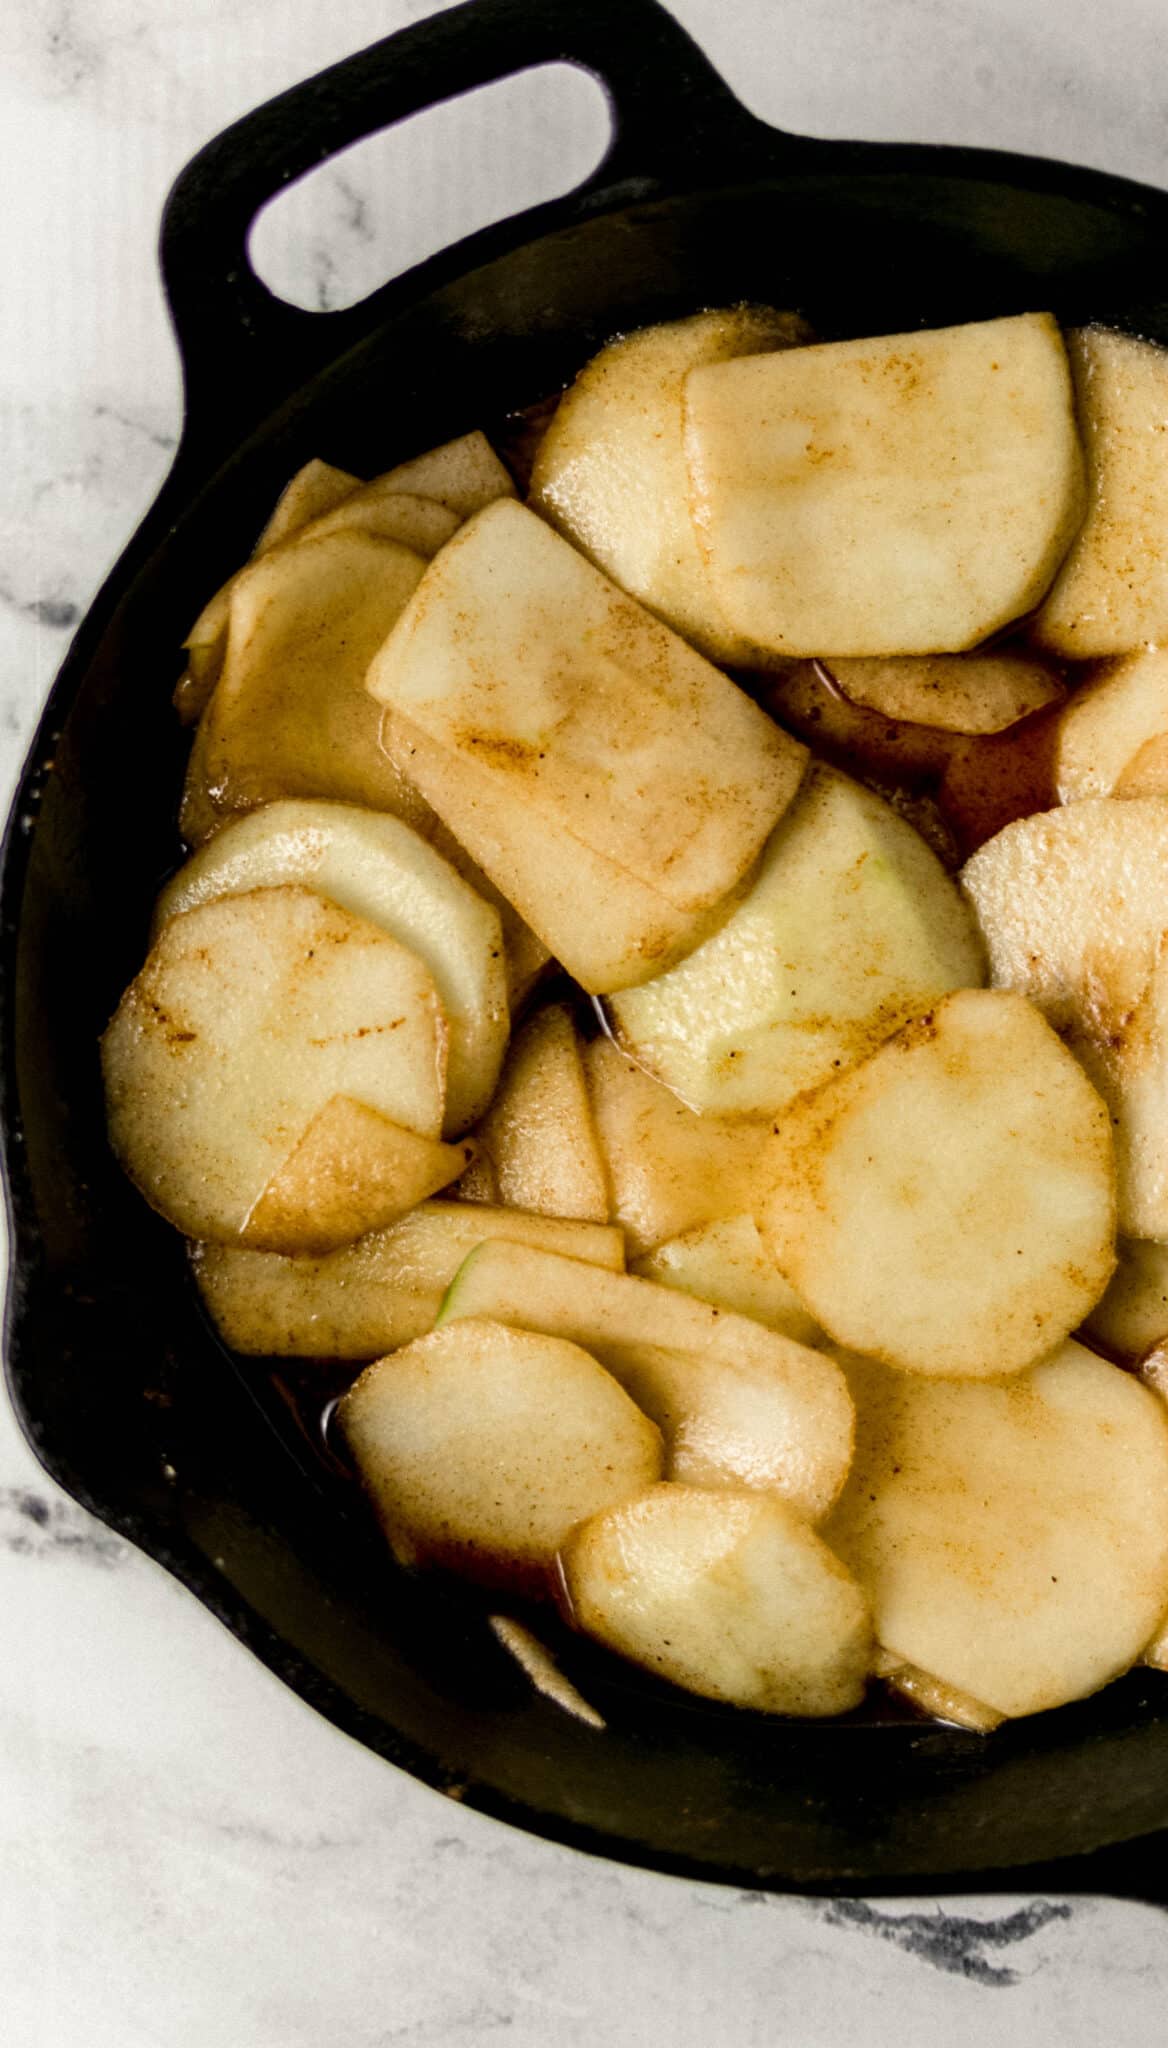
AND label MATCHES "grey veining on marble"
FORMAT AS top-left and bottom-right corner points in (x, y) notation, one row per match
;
(4, 2), (1168, 2042)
